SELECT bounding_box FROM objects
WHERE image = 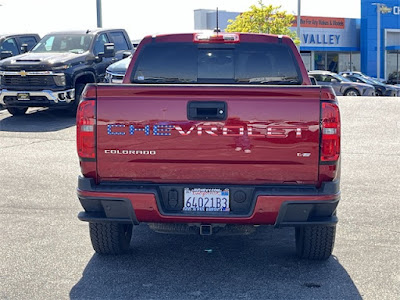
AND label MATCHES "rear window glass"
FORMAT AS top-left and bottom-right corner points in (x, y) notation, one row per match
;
(131, 42), (301, 84)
